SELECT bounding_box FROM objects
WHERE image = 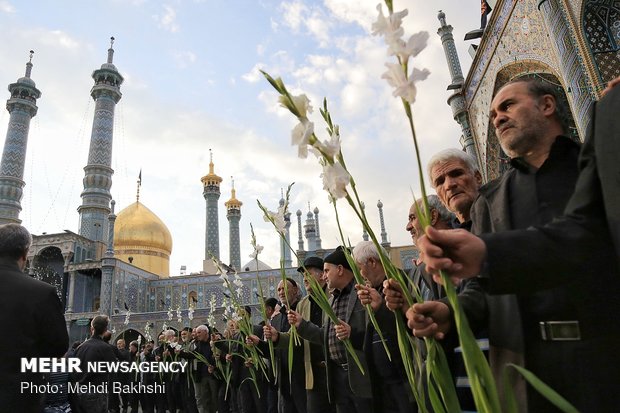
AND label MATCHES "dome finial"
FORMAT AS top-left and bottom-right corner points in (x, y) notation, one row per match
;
(209, 149), (215, 174)
(107, 36), (115, 64)
(25, 50), (34, 78)
(136, 169), (142, 202)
